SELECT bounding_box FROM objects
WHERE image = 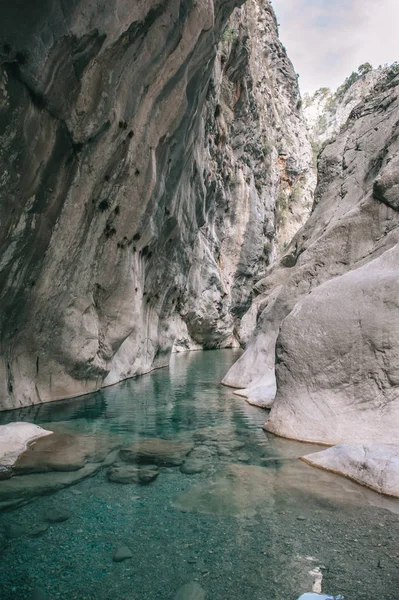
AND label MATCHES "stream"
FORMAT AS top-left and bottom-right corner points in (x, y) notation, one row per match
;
(0, 350), (398, 600)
